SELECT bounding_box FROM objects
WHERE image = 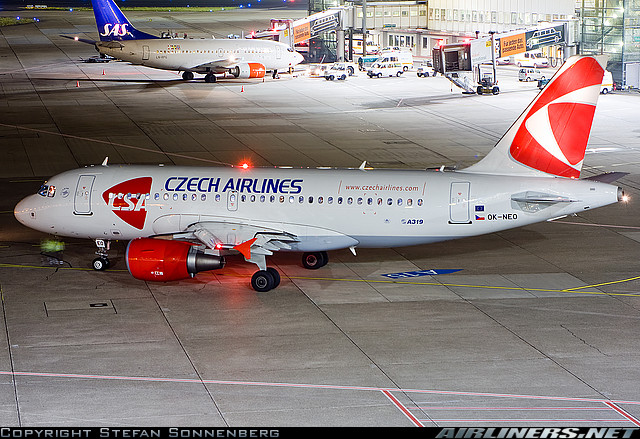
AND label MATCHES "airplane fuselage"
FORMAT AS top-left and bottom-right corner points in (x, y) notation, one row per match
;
(15, 165), (620, 252)
(97, 38), (302, 74)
